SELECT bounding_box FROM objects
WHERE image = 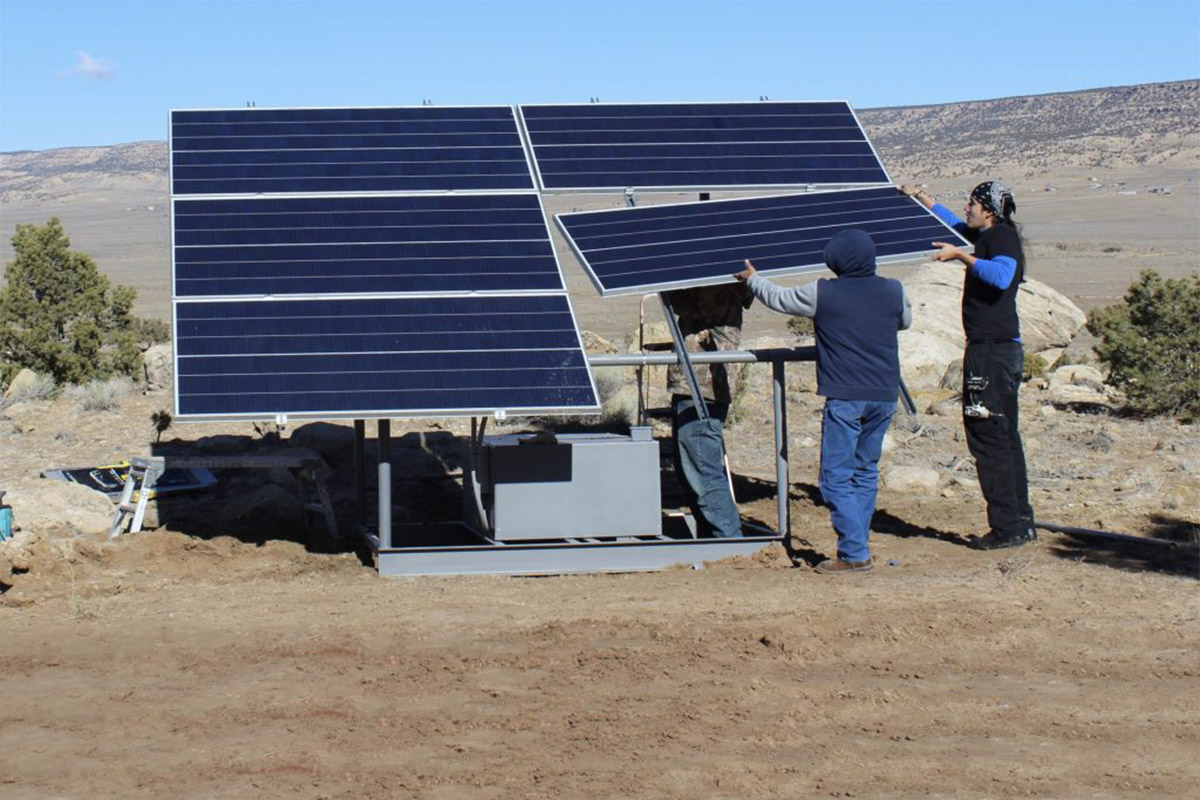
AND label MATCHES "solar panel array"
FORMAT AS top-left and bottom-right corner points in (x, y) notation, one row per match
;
(170, 100), (918, 420)
(519, 102), (889, 192)
(169, 106), (598, 421)
(170, 106), (535, 194)
(555, 187), (970, 297)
